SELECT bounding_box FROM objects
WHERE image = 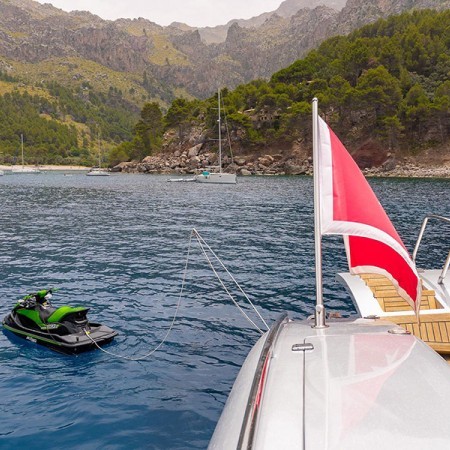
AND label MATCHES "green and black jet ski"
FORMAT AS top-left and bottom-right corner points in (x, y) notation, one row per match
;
(3, 289), (117, 354)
